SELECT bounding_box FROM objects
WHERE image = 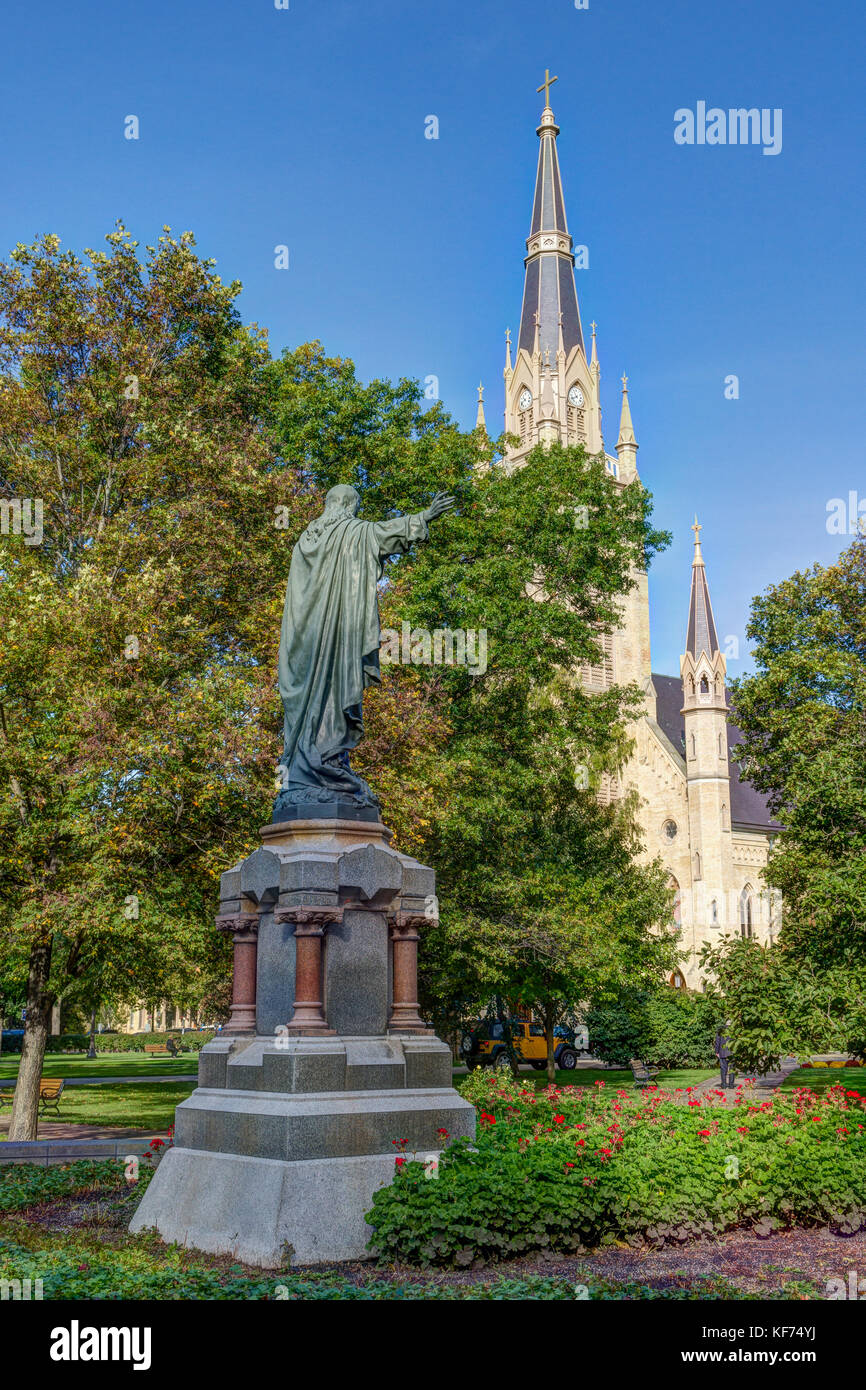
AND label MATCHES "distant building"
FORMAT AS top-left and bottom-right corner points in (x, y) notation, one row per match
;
(115, 1003), (200, 1034)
